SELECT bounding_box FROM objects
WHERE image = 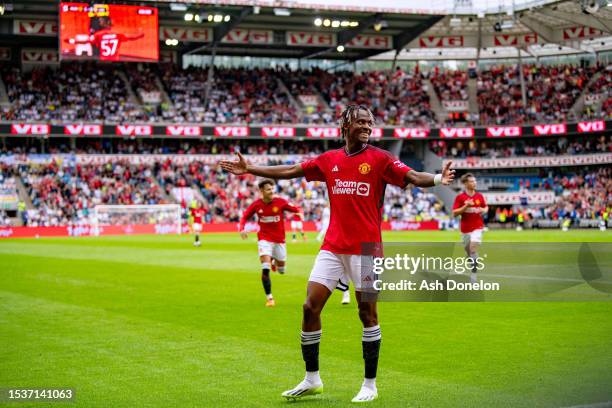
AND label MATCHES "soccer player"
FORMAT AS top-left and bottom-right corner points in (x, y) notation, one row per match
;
(220, 105), (454, 402)
(452, 173), (488, 283)
(190, 202), (205, 247)
(239, 179), (302, 307)
(89, 15), (144, 61)
(290, 212), (306, 242)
